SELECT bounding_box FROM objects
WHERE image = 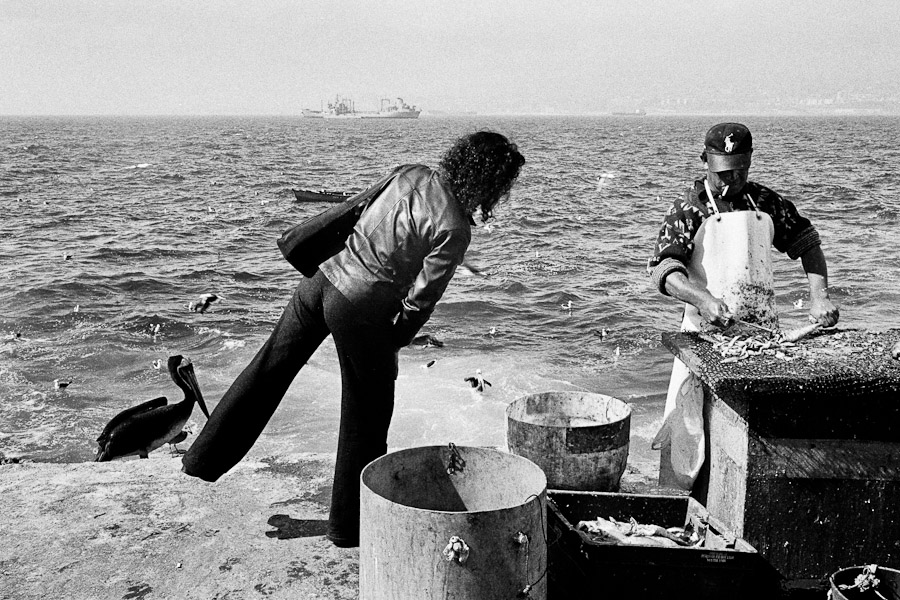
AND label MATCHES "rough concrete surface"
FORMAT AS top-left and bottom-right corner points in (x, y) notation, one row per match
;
(0, 451), (357, 600)
(0, 414), (662, 600)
